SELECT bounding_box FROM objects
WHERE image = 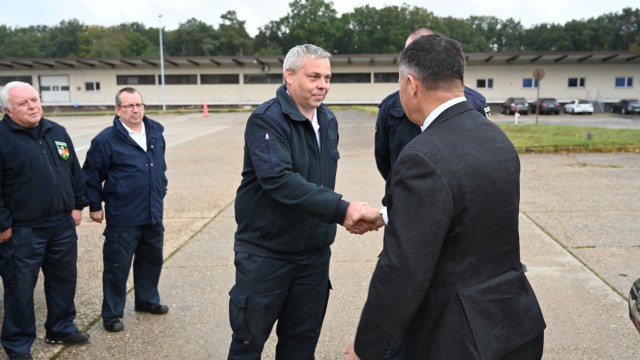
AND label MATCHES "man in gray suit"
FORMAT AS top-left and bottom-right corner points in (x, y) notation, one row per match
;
(345, 34), (546, 359)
